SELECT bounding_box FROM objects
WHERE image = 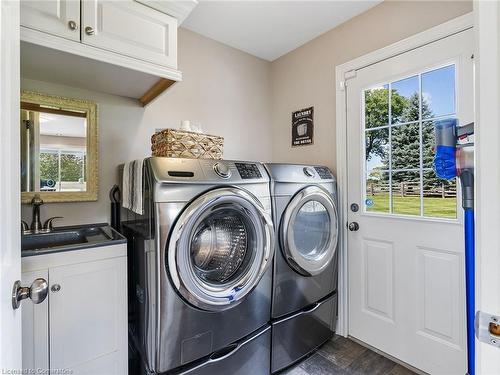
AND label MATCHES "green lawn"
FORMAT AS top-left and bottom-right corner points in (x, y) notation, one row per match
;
(366, 194), (457, 219)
